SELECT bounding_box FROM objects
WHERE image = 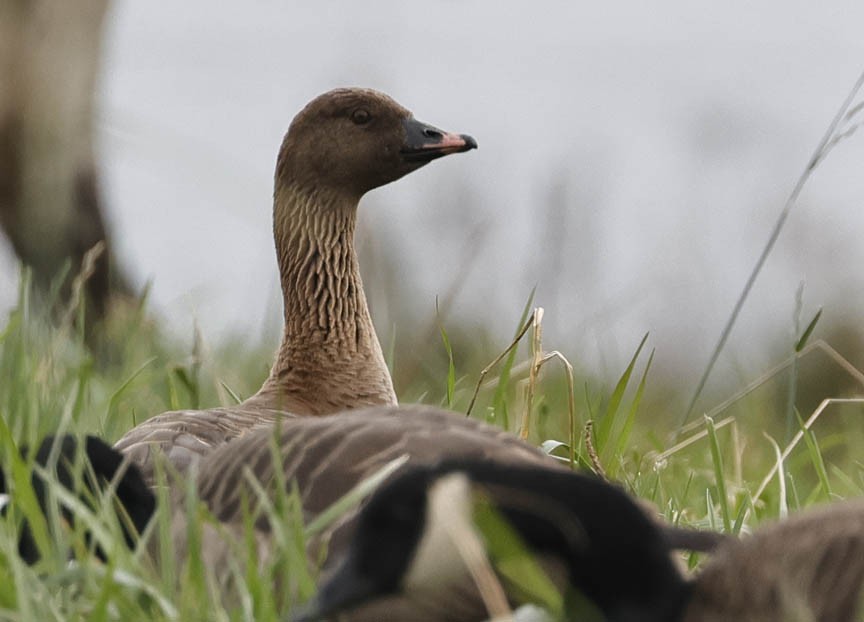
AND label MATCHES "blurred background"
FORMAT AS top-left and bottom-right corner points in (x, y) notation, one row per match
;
(2, 0), (864, 424)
